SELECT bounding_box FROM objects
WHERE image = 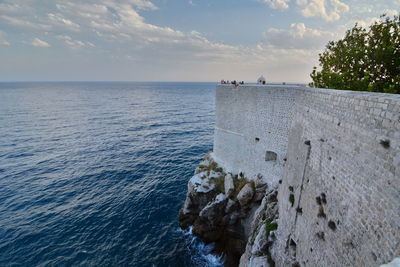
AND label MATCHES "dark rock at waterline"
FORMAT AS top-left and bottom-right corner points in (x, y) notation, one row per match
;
(179, 155), (273, 267)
